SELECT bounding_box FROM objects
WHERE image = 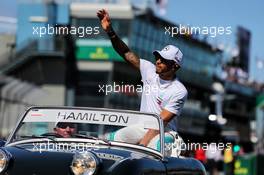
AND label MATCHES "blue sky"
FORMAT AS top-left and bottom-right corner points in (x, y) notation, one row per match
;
(0, 0), (17, 33)
(1, 0), (264, 82)
(0, 0), (16, 17)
